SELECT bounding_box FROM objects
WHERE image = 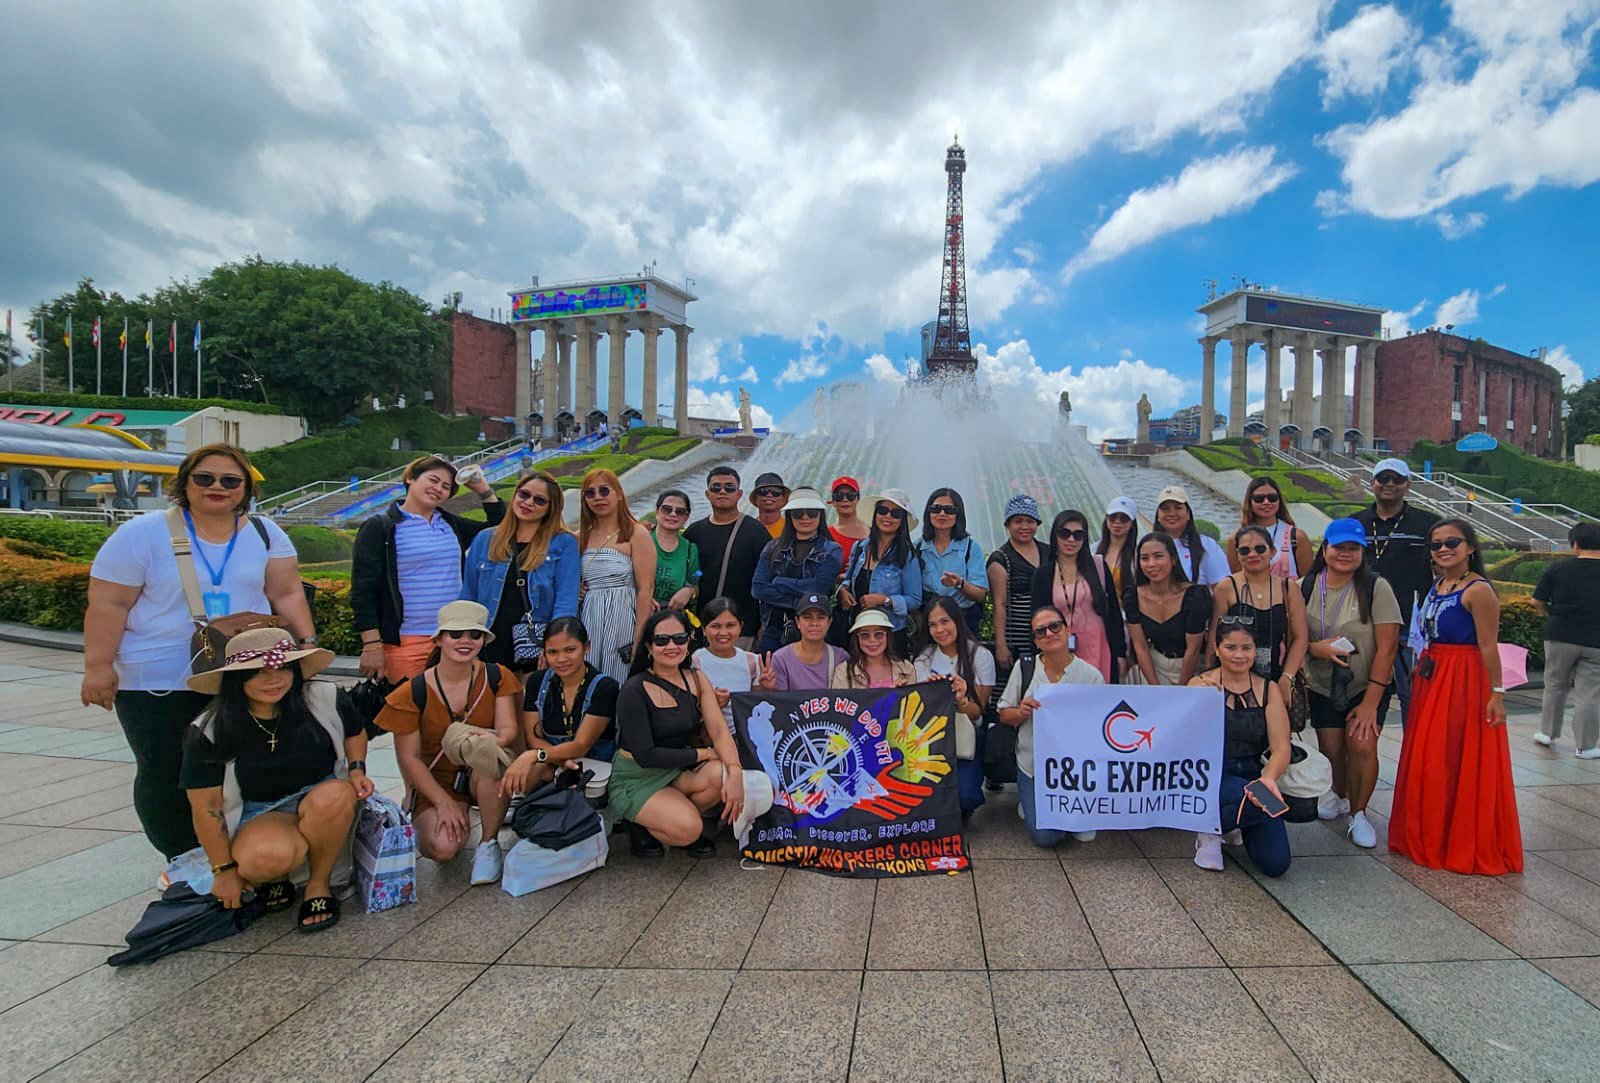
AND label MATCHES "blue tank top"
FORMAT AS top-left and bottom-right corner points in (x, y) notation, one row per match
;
(1418, 581), (1479, 646)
